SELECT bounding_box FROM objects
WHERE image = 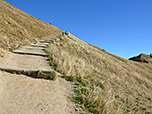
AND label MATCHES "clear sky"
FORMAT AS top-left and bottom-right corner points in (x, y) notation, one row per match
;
(5, 0), (152, 59)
